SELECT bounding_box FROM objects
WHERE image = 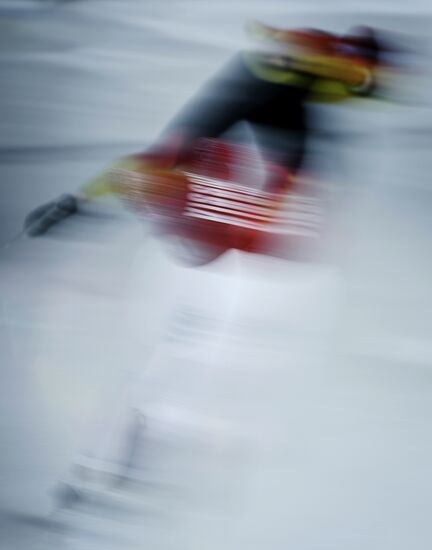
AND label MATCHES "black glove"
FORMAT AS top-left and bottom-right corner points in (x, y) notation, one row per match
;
(24, 194), (79, 236)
